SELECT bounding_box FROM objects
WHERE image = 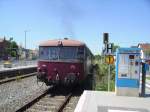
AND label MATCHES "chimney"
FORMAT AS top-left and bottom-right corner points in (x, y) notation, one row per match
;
(64, 37), (68, 40)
